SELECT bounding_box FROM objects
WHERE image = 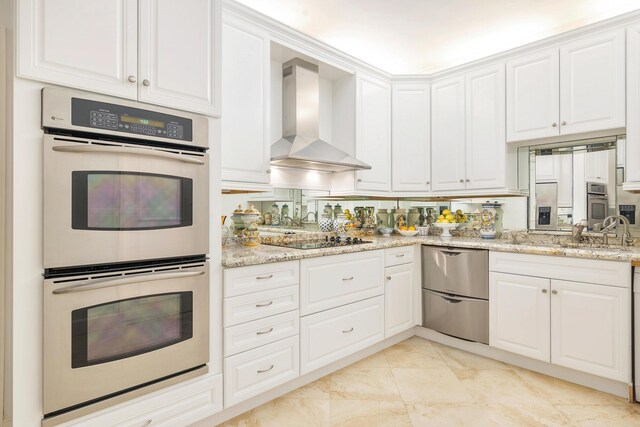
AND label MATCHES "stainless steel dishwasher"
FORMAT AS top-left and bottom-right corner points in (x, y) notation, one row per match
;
(422, 245), (489, 344)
